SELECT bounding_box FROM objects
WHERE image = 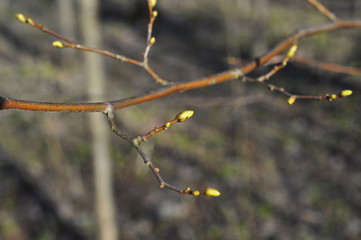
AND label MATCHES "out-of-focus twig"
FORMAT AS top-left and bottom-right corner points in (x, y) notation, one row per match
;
(292, 57), (361, 76)
(306, 0), (337, 22)
(229, 55), (361, 76)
